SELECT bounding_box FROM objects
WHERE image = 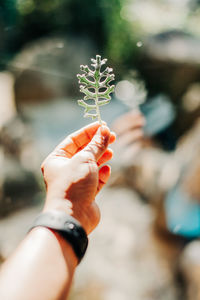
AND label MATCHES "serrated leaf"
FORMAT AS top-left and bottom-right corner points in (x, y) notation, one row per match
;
(77, 54), (115, 124)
